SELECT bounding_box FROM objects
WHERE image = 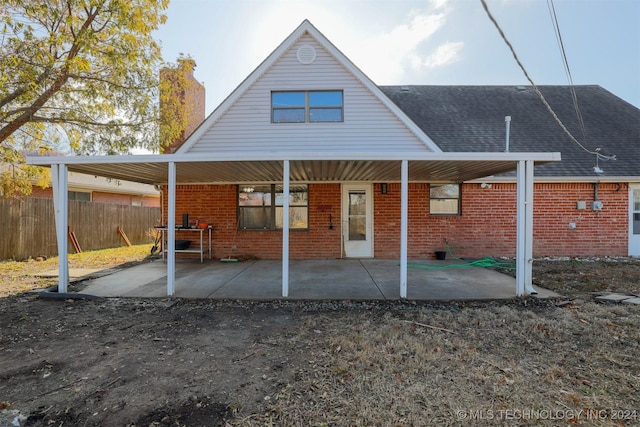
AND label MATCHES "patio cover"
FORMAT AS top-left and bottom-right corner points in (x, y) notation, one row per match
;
(27, 150), (561, 299)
